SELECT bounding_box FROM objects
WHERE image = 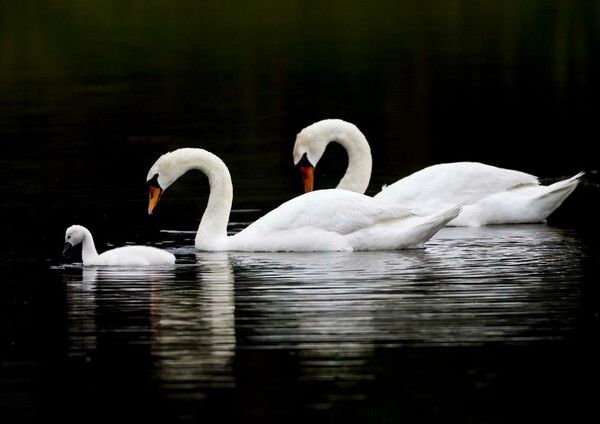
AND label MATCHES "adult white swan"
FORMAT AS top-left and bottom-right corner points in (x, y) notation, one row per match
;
(145, 148), (461, 251)
(293, 119), (584, 227)
(63, 225), (176, 266)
